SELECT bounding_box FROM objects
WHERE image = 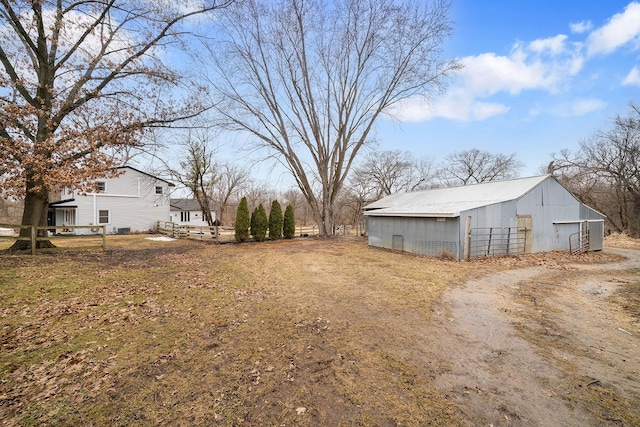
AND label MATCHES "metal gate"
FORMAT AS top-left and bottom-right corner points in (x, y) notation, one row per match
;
(569, 228), (589, 255)
(468, 226), (529, 259)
